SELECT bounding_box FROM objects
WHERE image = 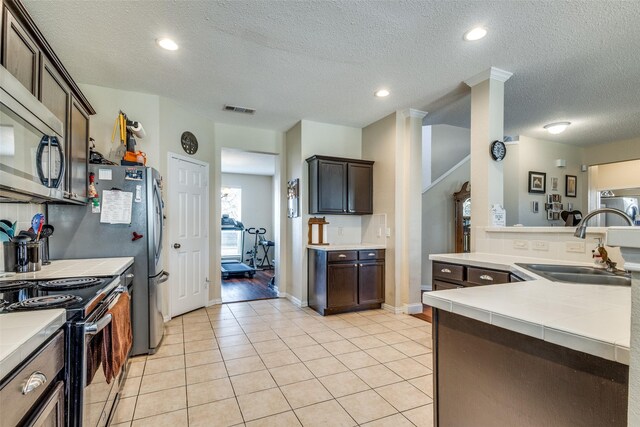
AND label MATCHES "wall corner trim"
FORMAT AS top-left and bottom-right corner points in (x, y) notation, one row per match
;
(465, 67), (514, 87)
(399, 109), (428, 119)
